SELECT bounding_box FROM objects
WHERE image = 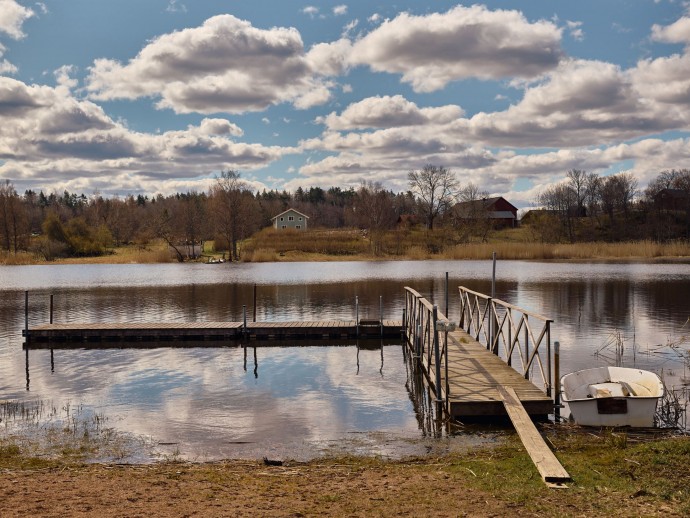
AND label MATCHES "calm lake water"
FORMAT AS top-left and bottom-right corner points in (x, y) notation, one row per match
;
(1, 260), (689, 460)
